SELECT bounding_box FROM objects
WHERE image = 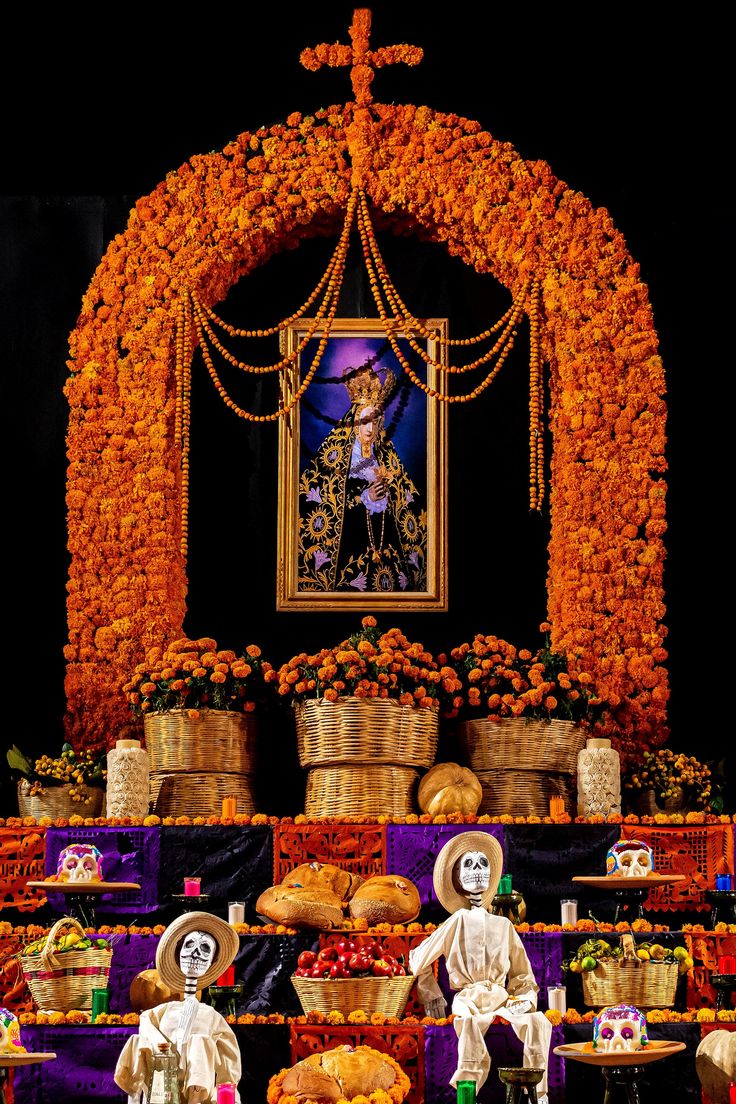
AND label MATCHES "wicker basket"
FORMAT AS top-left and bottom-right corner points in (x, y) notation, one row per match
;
(581, 934), (679, 1008)
(149, 771), (256, 818)
(292, 973), (415, 1015)
(634, 787), (691, 817)
(295, 698), (439, 769)
(144, 709), (256, 772)
(305, 765), (419, 818)
(17, 781), (105, 821)
(21, 917), (112, 1011)
(459, 717), (586, 816)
